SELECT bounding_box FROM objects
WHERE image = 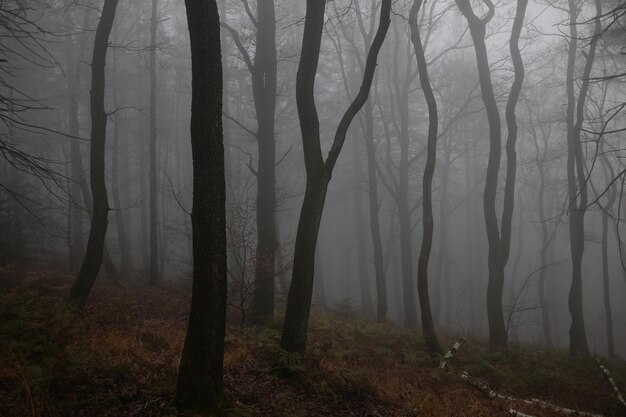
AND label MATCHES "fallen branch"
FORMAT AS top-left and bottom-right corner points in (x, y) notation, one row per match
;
(439, 337), (465, 370)
(520, 398), (604, 417)
(509, 409), (535, 417)
(597, 359), (626, 412)
(459, 371), (497, 399)
(459, 370), (604, 417)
